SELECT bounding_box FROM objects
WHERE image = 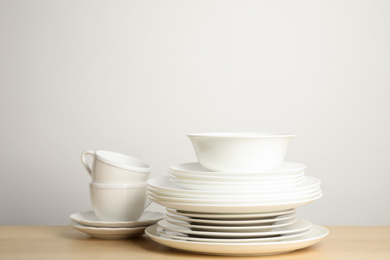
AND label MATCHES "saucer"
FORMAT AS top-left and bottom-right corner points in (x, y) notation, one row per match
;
(70, 222), (147, 239)
(69, 211), (164, 228)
